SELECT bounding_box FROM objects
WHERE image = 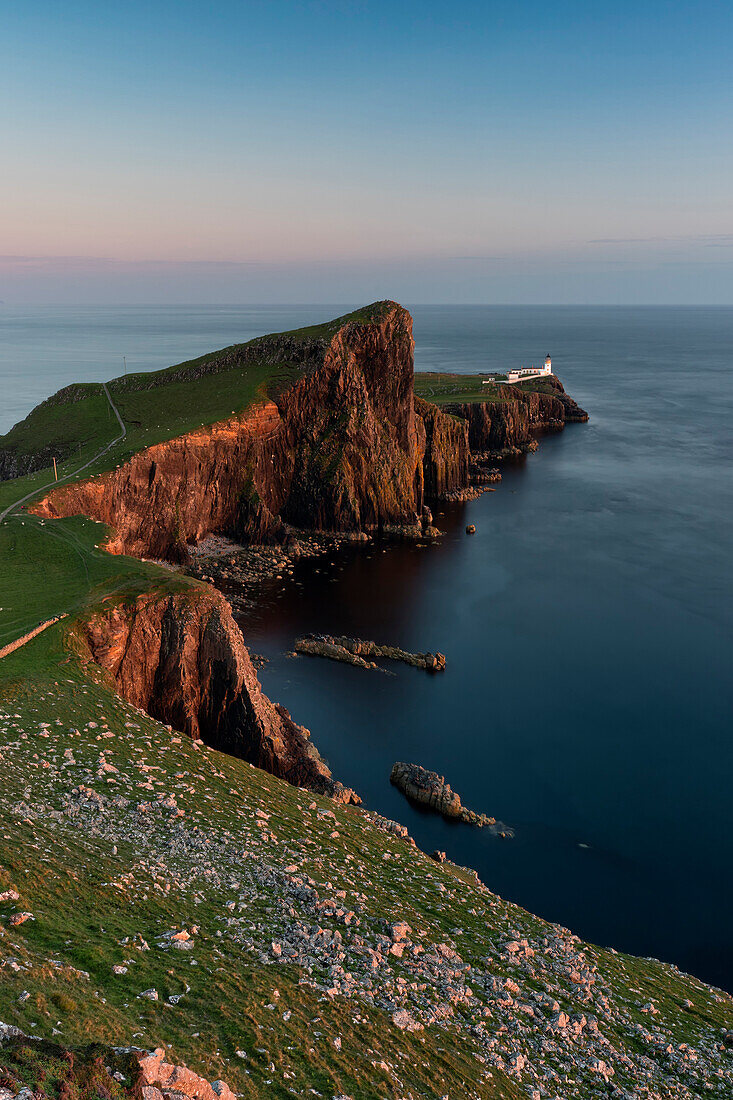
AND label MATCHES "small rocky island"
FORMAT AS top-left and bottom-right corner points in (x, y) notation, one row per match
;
(390, 761), (513, 836)
(294, 634), (446, 672)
